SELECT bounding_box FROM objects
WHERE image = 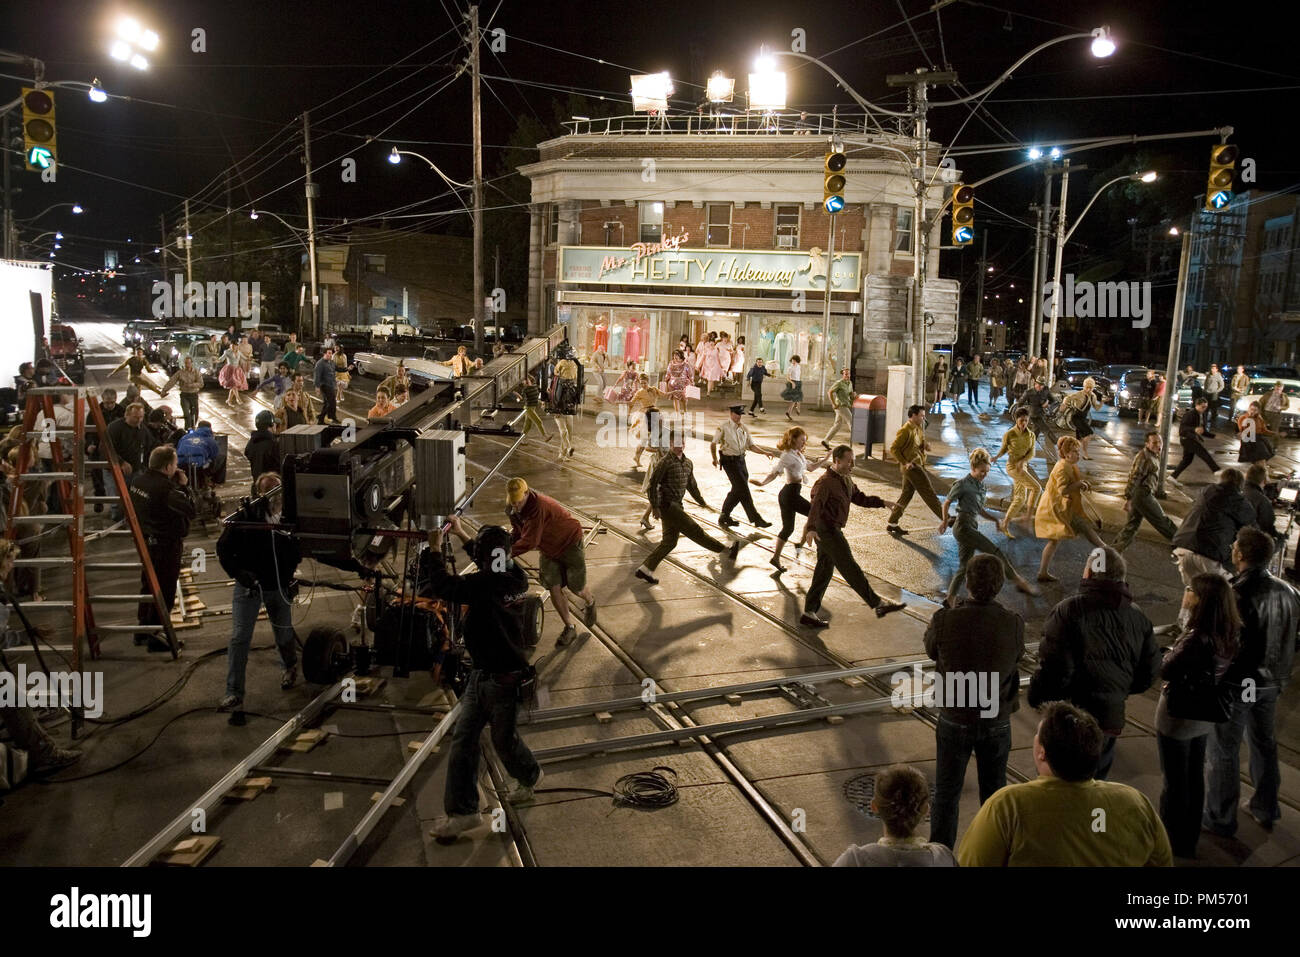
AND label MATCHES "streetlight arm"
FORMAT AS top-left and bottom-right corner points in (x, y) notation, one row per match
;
(773, 51), (912, 118)
(252, 210), (310, 250)
(393, 149), (473, 189)
(16, 203), (79, 223)
(932, 33), (1092, 106)
(1062, 175), (1132, 245)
